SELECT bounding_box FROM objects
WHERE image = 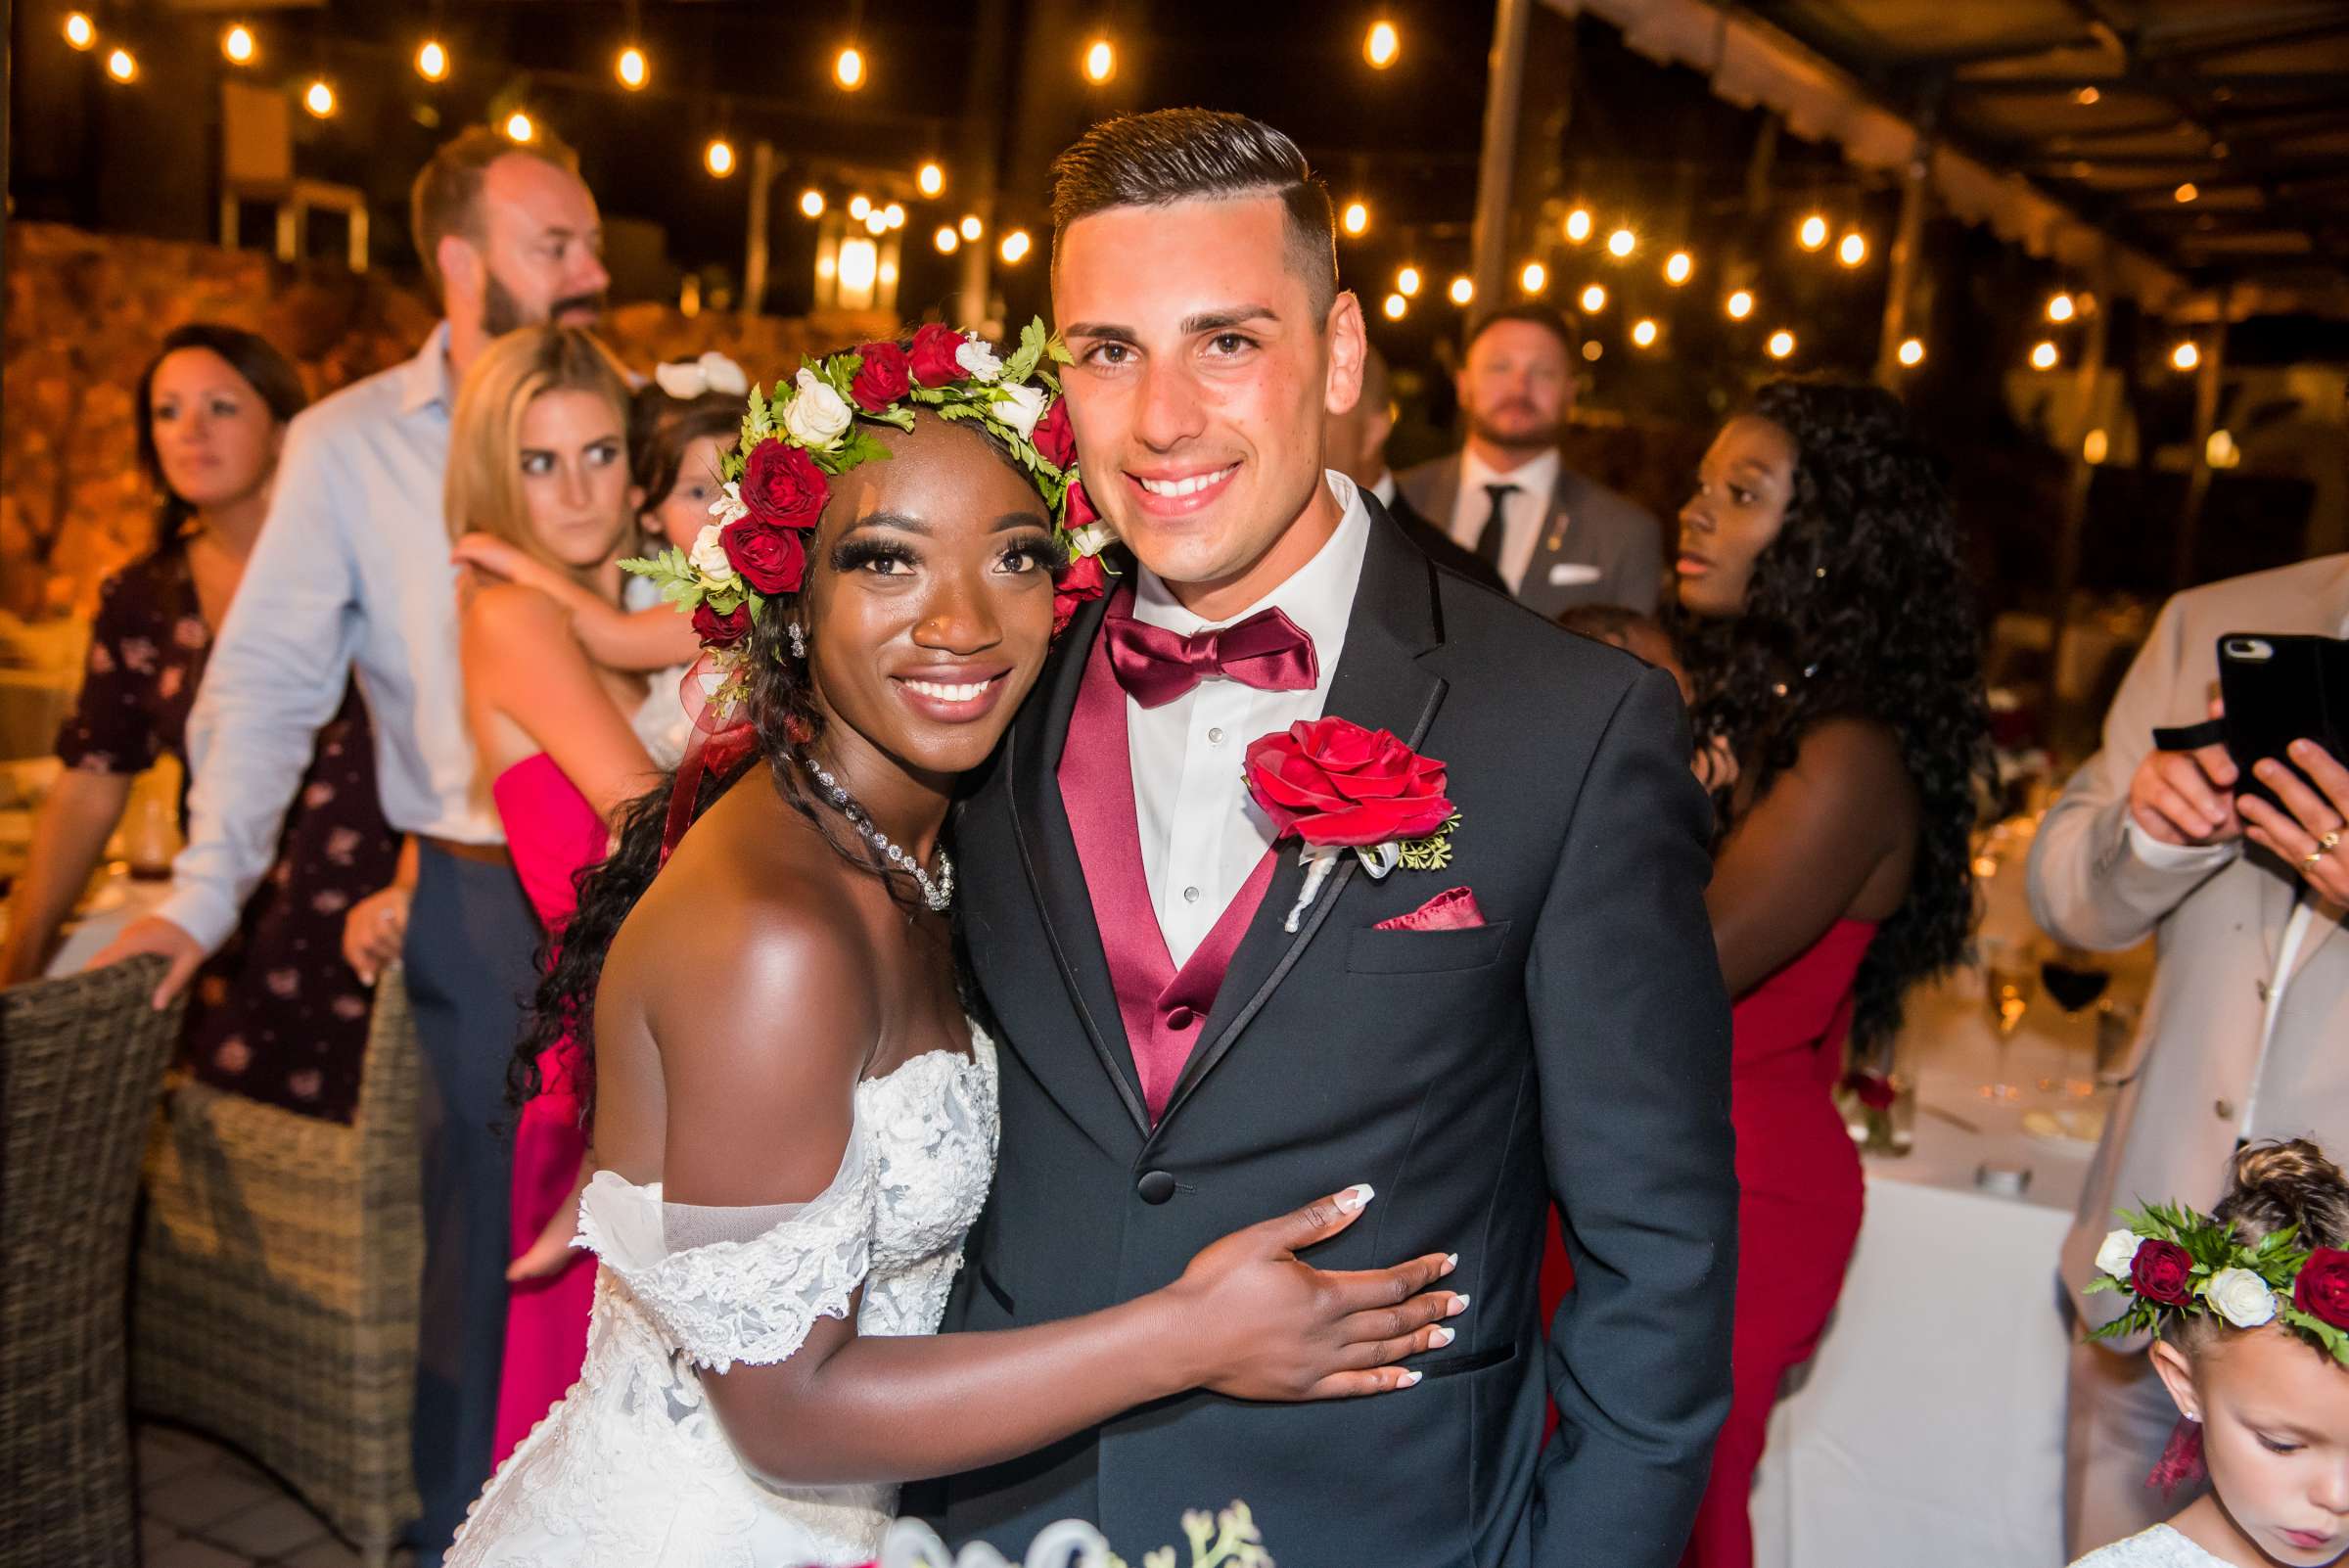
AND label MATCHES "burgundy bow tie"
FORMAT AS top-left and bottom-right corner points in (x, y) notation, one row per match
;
(1103, 605), (1319, 709)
